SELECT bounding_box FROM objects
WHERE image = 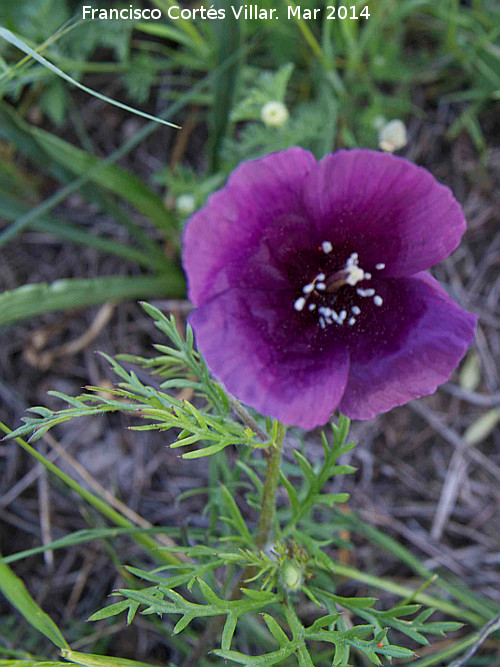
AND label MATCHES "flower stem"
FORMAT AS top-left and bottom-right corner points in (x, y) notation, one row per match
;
(181, 422), (286, 667)
(255, 421), (286, 549)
